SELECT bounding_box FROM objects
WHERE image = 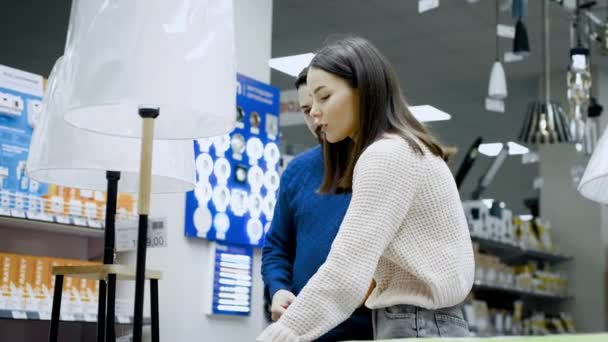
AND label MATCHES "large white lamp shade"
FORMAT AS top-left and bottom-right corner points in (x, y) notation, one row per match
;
(578, 128), (608, 203)
(61, 0), (236, 139)
(27, 57), (195, 193)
